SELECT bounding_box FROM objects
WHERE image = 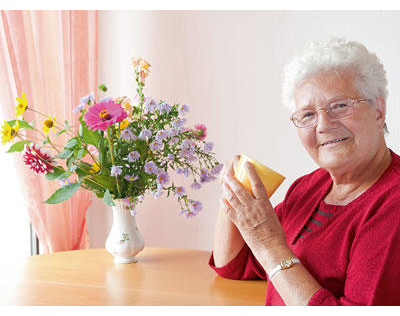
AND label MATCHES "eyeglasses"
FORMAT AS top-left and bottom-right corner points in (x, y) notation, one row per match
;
(290, 98), (373, 128)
